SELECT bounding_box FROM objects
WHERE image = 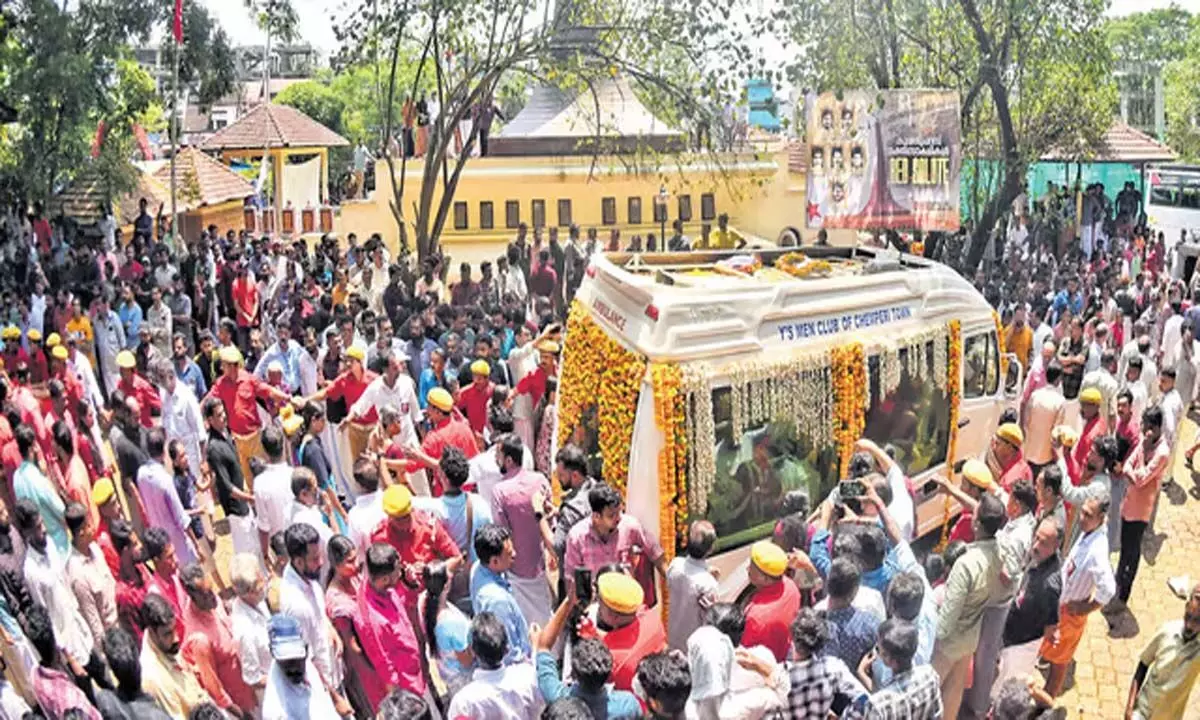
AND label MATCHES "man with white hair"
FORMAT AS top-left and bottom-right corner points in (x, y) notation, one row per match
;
(228, 552), (272, 699)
